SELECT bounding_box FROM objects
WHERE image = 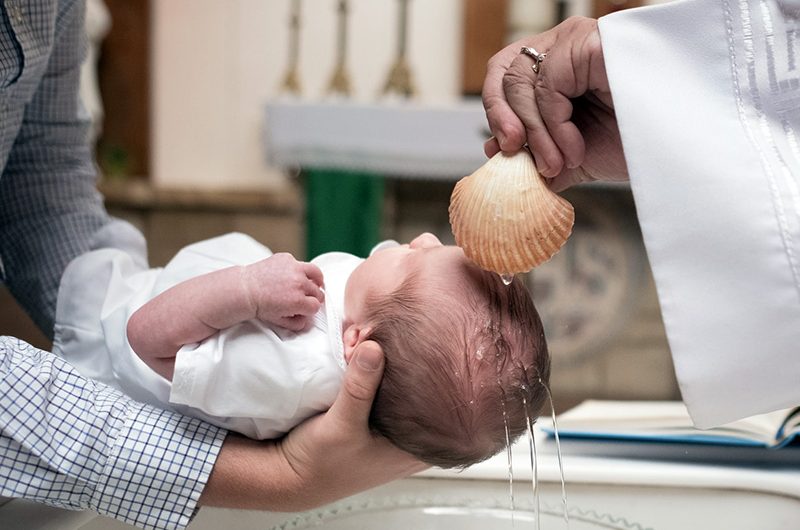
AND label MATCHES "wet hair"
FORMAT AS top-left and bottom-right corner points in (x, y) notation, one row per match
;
(365, 262), (551, 469)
